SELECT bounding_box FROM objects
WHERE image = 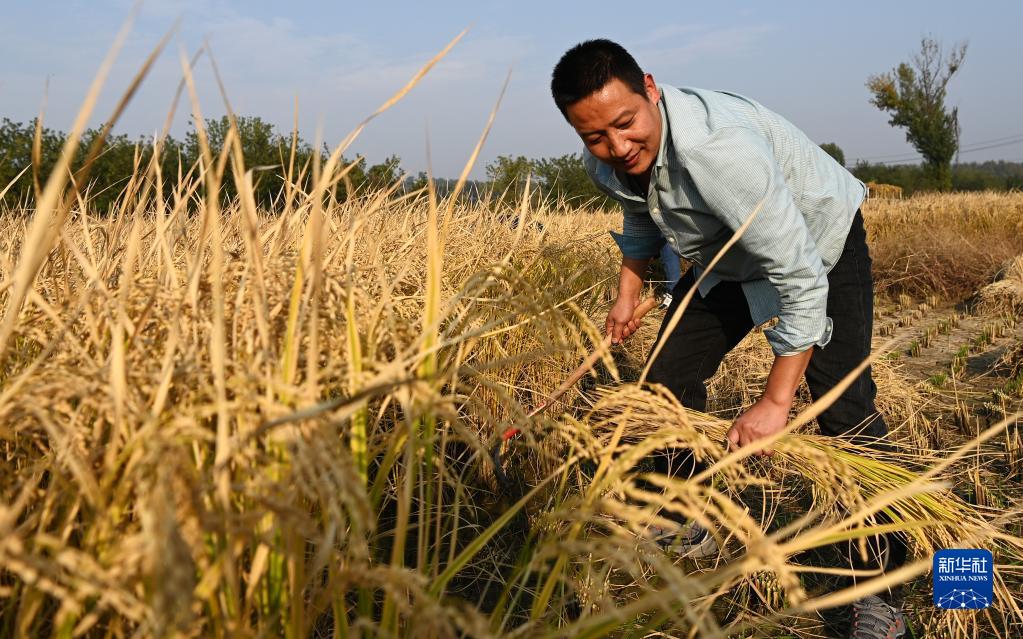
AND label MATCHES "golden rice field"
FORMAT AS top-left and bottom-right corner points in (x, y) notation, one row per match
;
(4, 35), (1023, 639)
